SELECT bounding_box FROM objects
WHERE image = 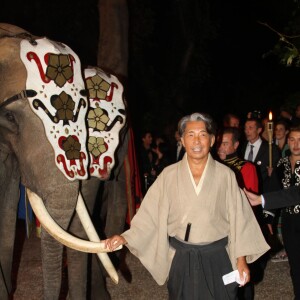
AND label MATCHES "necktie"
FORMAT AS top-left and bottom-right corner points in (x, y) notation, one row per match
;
(247, 145), (254, 162)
